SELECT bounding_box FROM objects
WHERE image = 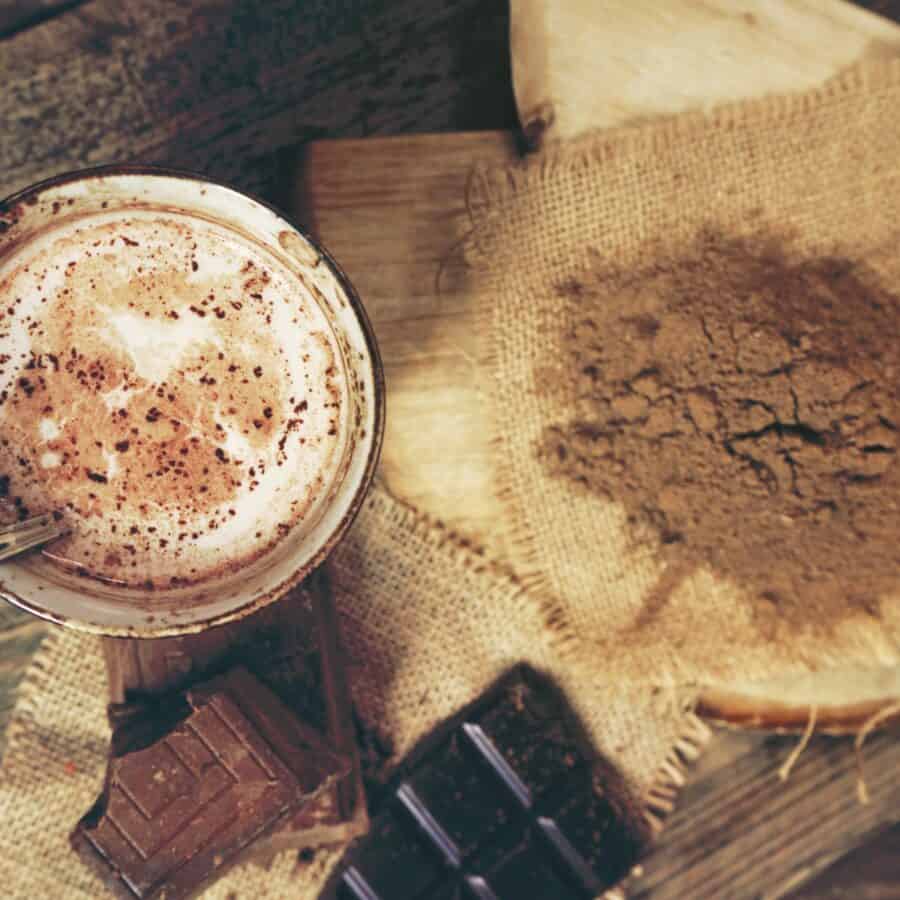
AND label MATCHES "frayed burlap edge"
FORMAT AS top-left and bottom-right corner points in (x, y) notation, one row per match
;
(466, 58), (900, 239)
(369, 484), (713, 840)
(365, 479), (581, 660)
